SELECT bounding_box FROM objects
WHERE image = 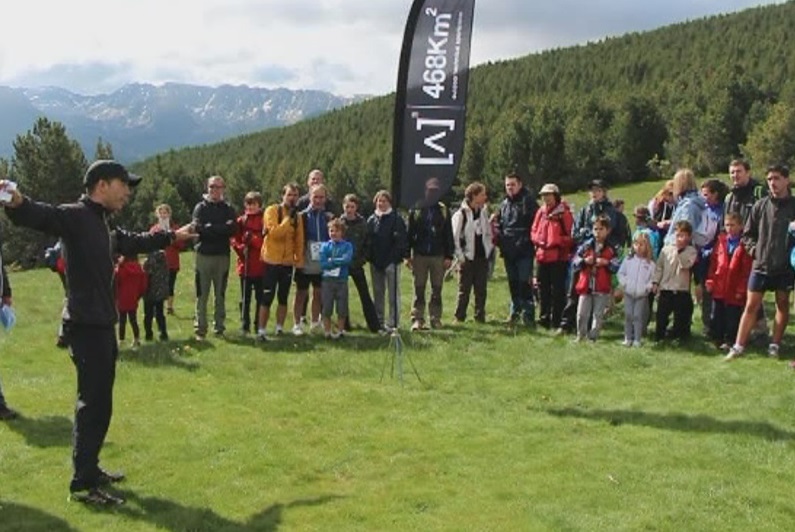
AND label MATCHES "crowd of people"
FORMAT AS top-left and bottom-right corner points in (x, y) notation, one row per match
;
(1, 157), (794, 505)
